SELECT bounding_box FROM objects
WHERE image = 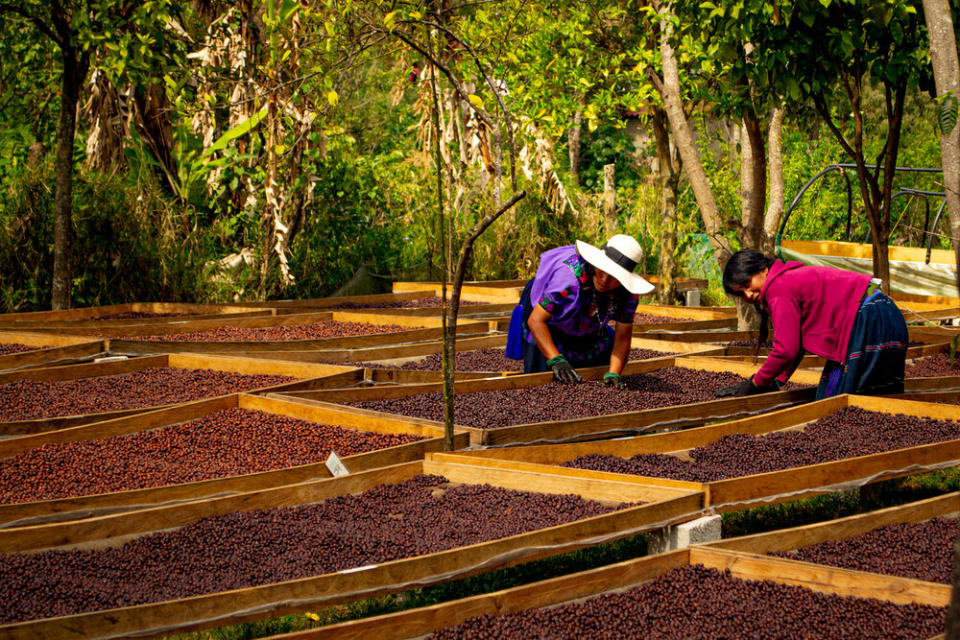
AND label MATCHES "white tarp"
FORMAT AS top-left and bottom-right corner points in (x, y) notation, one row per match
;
(777, 246), (958, 298)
